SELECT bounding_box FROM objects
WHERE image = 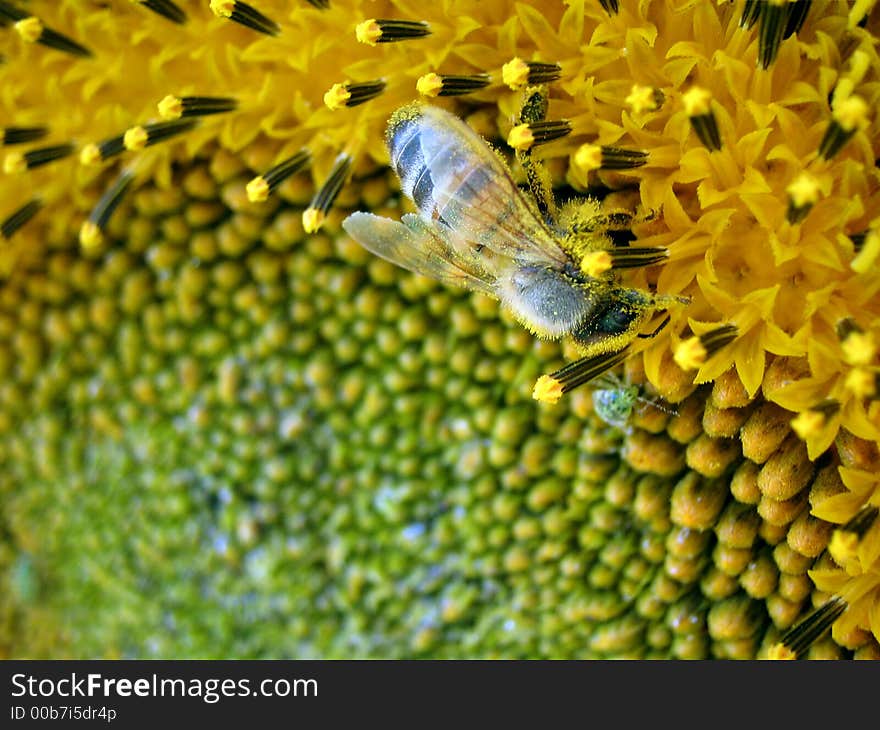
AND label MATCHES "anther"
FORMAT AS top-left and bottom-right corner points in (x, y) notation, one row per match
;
(158, 95), (237, 120)
(574, 143), (648, 172)
(135, 0), (187, 24)
(123, 119), (198, 151)
(740, 0), (761, 29)
(3, 142), (74, 174)
(14, 16), (92, 57)
(1, 198), (41, 239)
(768, 596), (847, 659)
(507, 120), (571, 151)
(533, 348), (631, 404)
(416, 73), (490, 98)
(598, 0), (619, 14)
(785, 172), (821, 224)
(756, 0), (791, 69)
(79, 135), (125, 166)
(246, 149), (310, 203)
(819, 95), (869, 160)
(850, 229), (878, 274)
(305, 0), (329, 8)
(303, 154), (352, 233)
(1, 126), (48, 146)
(673, 324), (738, 371)
(209, 0), (280, 36)
(355, 19), (430, 46)
(323, 80), (386, 111)
(608, 246), (669, 269)
(783, 0), (811, 39)
(625, 85), (664, 114)
(790, 400), (840, 440)
(502, 58), (561, 90)
(843, 505), (879, 535)
(79, 170), (135, 251)
(683, 87), (721, 151)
